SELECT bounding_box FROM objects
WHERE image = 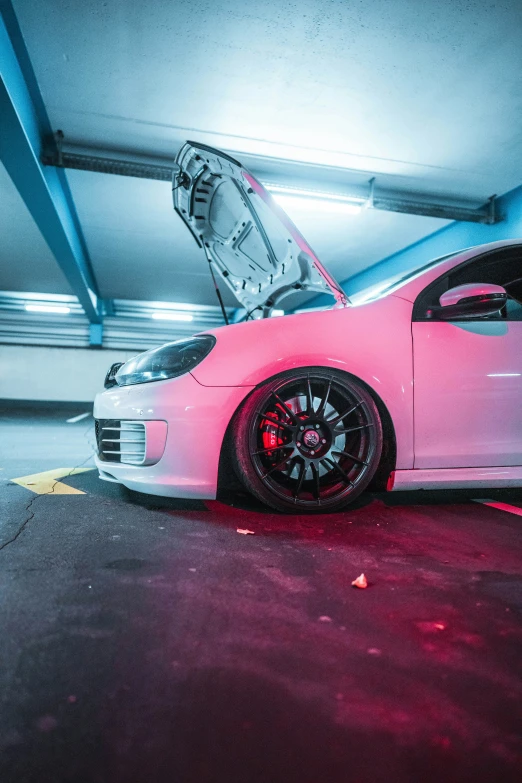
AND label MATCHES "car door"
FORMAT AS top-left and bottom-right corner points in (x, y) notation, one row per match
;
(412, 248), (522, 468)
